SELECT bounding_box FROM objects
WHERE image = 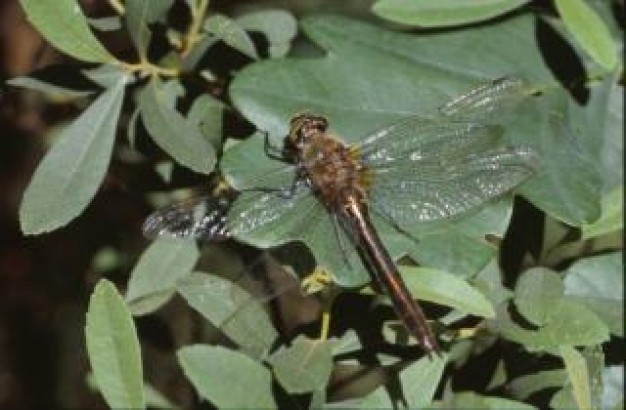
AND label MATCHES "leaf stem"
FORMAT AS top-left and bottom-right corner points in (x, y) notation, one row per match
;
(120, 61), (179, 78)
(108, 0), (125, 15)
(181, 0), (209, 57)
